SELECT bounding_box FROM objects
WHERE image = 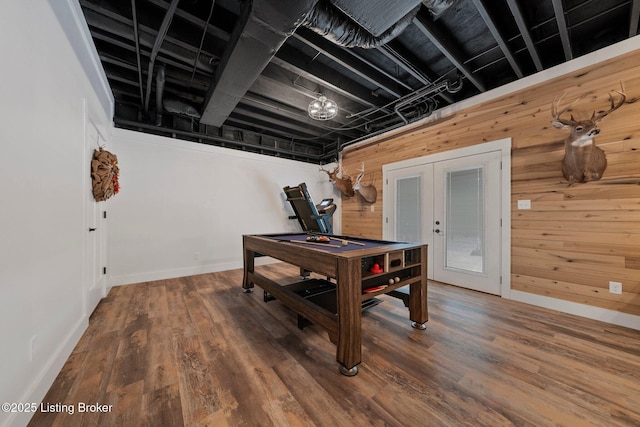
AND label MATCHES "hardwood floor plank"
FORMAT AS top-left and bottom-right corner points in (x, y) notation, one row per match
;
(29, 264), (640, 426)
(270, 359), (338, 426)
(143, 309), (178, 394)
(173, 332), (224, 426)
(142, 383), (184, 427)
